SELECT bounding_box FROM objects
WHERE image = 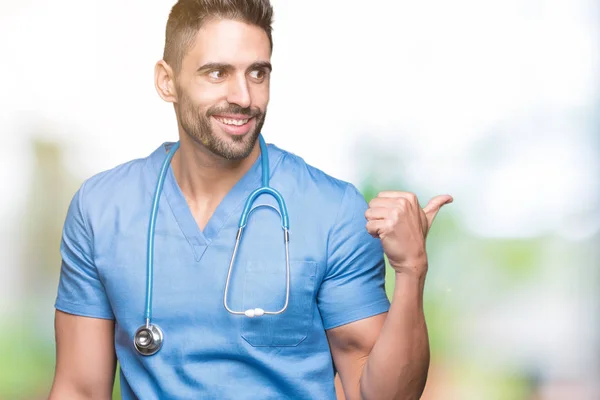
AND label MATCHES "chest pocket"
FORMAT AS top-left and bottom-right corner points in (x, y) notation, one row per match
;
(241, 260), (318, 347)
